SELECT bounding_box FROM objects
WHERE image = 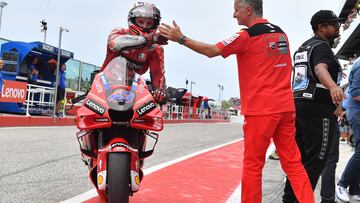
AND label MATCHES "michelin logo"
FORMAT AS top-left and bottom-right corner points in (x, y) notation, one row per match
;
(136, 101), (156, 117)
(85, 99), (106, 116)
